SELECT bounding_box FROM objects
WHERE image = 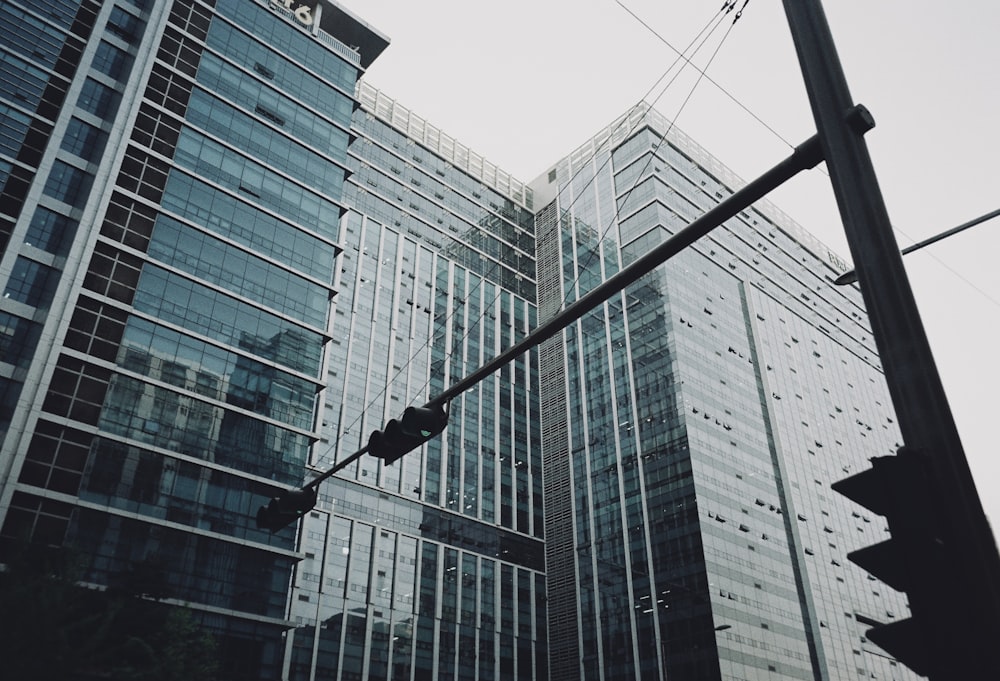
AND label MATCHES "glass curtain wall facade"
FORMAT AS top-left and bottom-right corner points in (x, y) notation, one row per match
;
(0, 0), (103, 431)
(282, 82), (546, 681)
(0, 1), (385, 677)
(534, 105), (920, 681)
